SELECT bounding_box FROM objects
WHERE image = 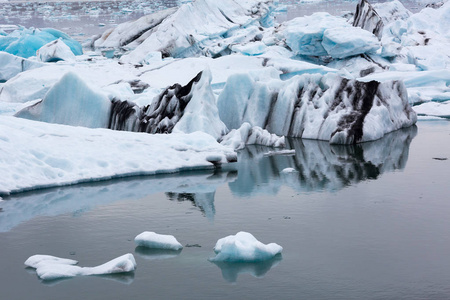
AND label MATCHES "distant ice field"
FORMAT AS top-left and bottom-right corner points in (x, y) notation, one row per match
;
(0, 0), (438, 43)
